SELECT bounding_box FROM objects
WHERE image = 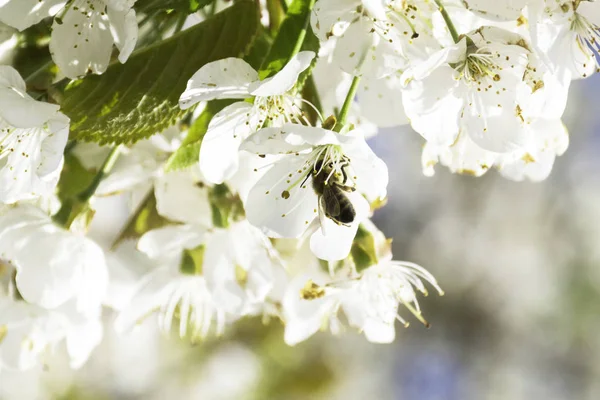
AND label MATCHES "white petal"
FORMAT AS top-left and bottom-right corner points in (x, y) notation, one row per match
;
(358, 74), (408, 128)
(0, 117), (69, 204)
(154, 169), (212, 226)
(309, 191), (369, 261)
(282, 274), (338, 345)
(179, 58), (258, 109)
(65, 317), (103, 369)
(249, 51), (315, 96)
(0, 66), (61, 128)
(423, 132), (498, 177)
(402, 65), (463, 146)
(361, 0), (387, 20)
(0, 206), (109, 315)
(0, 0), (65, 31)
(114, 266), (174, 333)
(50, 0), (116, 78)
(0, 300), (66, 370)
(310, 0), (358, 41)
(138, 225), (206, 261)
(14, 228), (107, 313)
(241, 124), (352, 155)
(245, 154), (319, 238)
(332, 18), (377, 76)
(401, 39), (466, 82)
(107, 3), (138, 63)
(227, 152), (274, 203)
(200, 102), (258, 184)
(463, 0), (527, 21)
(341, 293), (395, 343)
(342, 131), (389, 200)
(497, 118), (568, 182)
